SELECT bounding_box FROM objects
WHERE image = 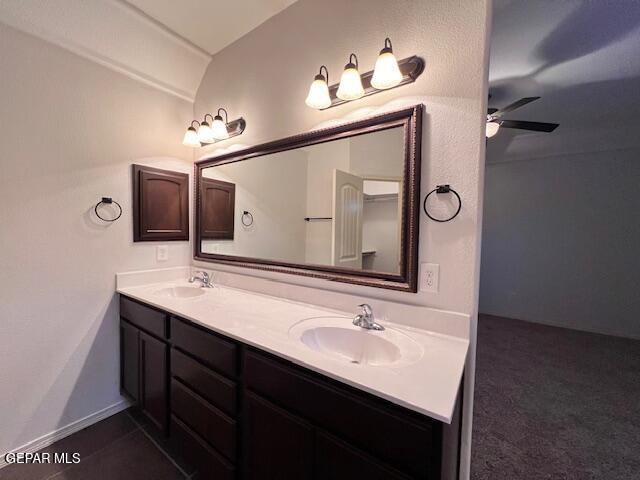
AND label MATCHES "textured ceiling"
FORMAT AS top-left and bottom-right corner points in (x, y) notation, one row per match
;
(125, 0), (298, 55)
(488, 0), (640, 159)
